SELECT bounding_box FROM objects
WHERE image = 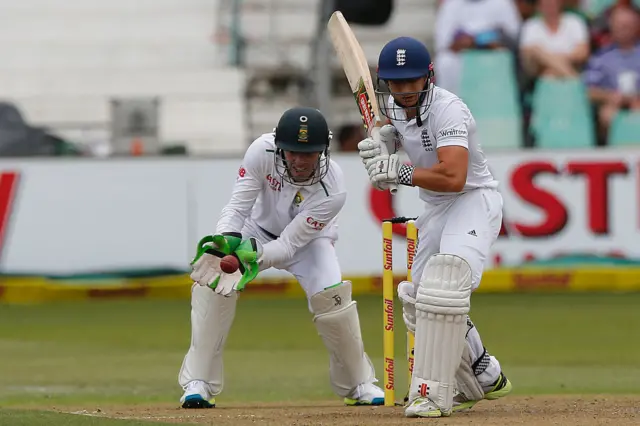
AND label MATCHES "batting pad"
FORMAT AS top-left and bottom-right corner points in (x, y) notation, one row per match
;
(178, 284), (238, 395)
(454, 341), (485, 402)
(411, 254), (472, 415)
(311, 281), (376, 397)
